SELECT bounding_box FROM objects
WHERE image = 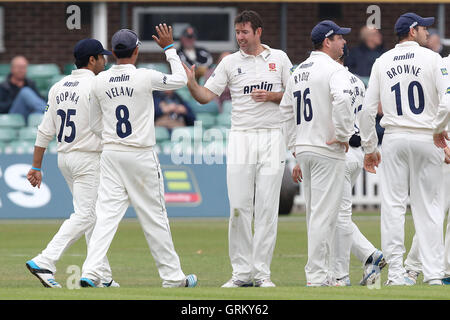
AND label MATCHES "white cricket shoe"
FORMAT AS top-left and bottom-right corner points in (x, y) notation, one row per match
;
(101, 279), (120, 288)
(384, 279), (405, 286)
(335, 275), (351, 287)
(404, 270), (420, 286)
(26, 260), (62, 288)
(360, 250), (387, 286)
(255, 279), (276, 287)
(306, 278), (336, 287)
(427, 279), (443, 285)
(221, 278), (253, 288)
